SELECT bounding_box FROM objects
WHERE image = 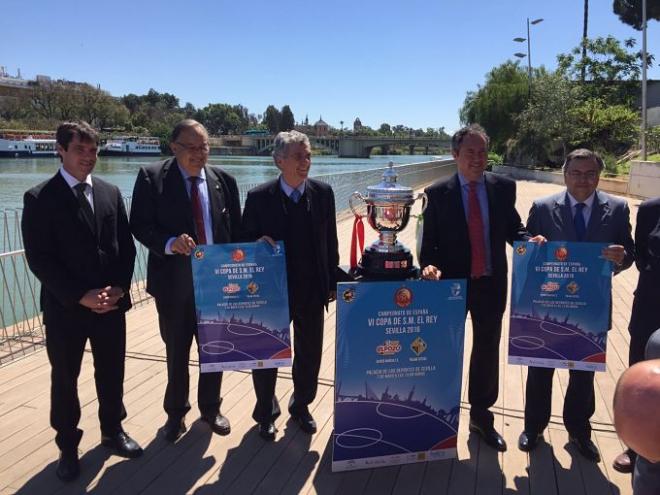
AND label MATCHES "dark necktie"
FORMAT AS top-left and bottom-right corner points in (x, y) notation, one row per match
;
(467, 182), (487, 278)
(74, 182), (96, 234)
(574, 202), (586, 241)
(189, 176), (207, 245)
(290, 189), (301, 203)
